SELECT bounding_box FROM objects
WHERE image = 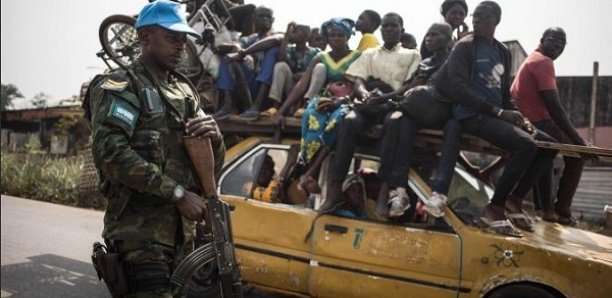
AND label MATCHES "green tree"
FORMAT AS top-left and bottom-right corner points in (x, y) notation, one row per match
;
(32, 92), (50, 109)
(1, 83), (24, 111)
